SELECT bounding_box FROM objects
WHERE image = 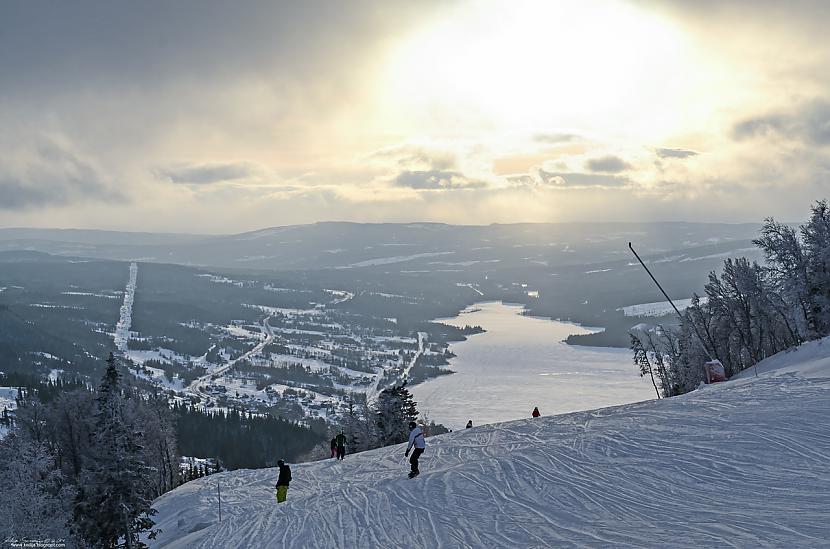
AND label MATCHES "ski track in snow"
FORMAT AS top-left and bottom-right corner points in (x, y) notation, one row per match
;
(114, 262), (138, 353)
(151, 345), (830, 548)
